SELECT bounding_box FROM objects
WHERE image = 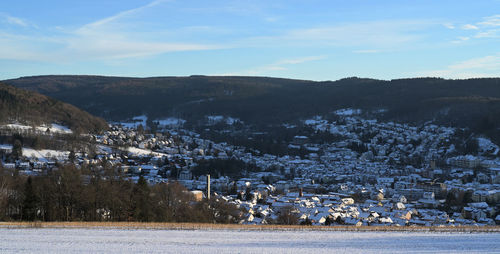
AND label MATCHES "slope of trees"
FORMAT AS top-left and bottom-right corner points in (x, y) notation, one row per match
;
(0, 82), (108, 133)
(0, 165), (241, 223)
